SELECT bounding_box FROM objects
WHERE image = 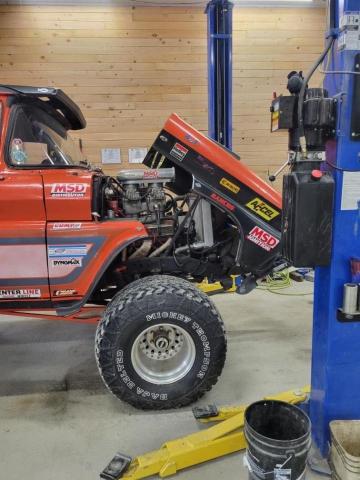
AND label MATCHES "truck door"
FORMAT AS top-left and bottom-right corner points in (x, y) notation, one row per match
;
(0, 104), (50, 306)
(0, 172), (50, 305)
